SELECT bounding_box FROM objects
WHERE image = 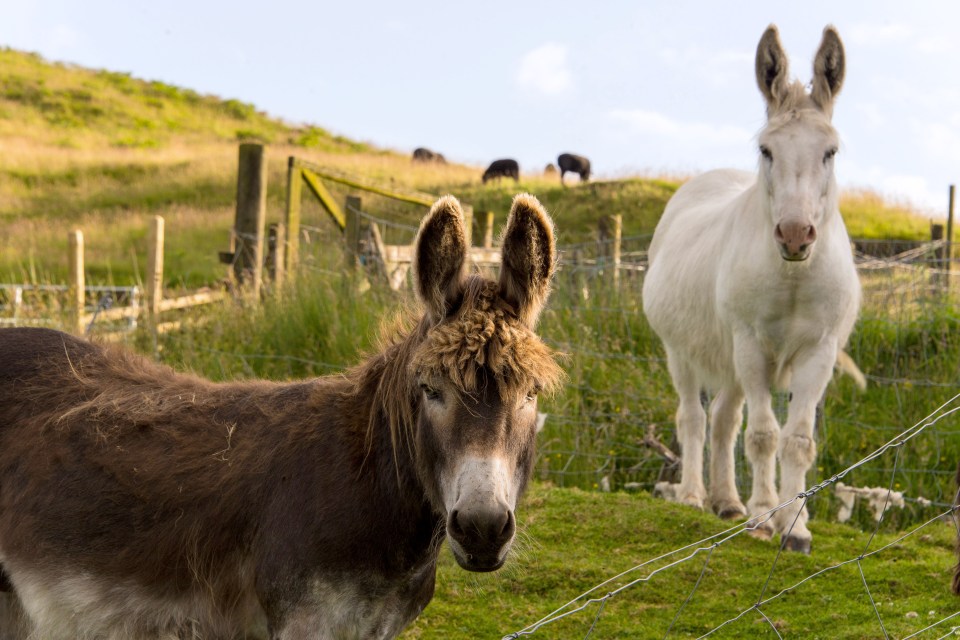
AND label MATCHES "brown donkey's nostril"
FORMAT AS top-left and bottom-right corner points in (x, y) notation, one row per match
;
(449, 506), (514, 546)
(449, 509), (465, 537)
(499, 509), (516, 542)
